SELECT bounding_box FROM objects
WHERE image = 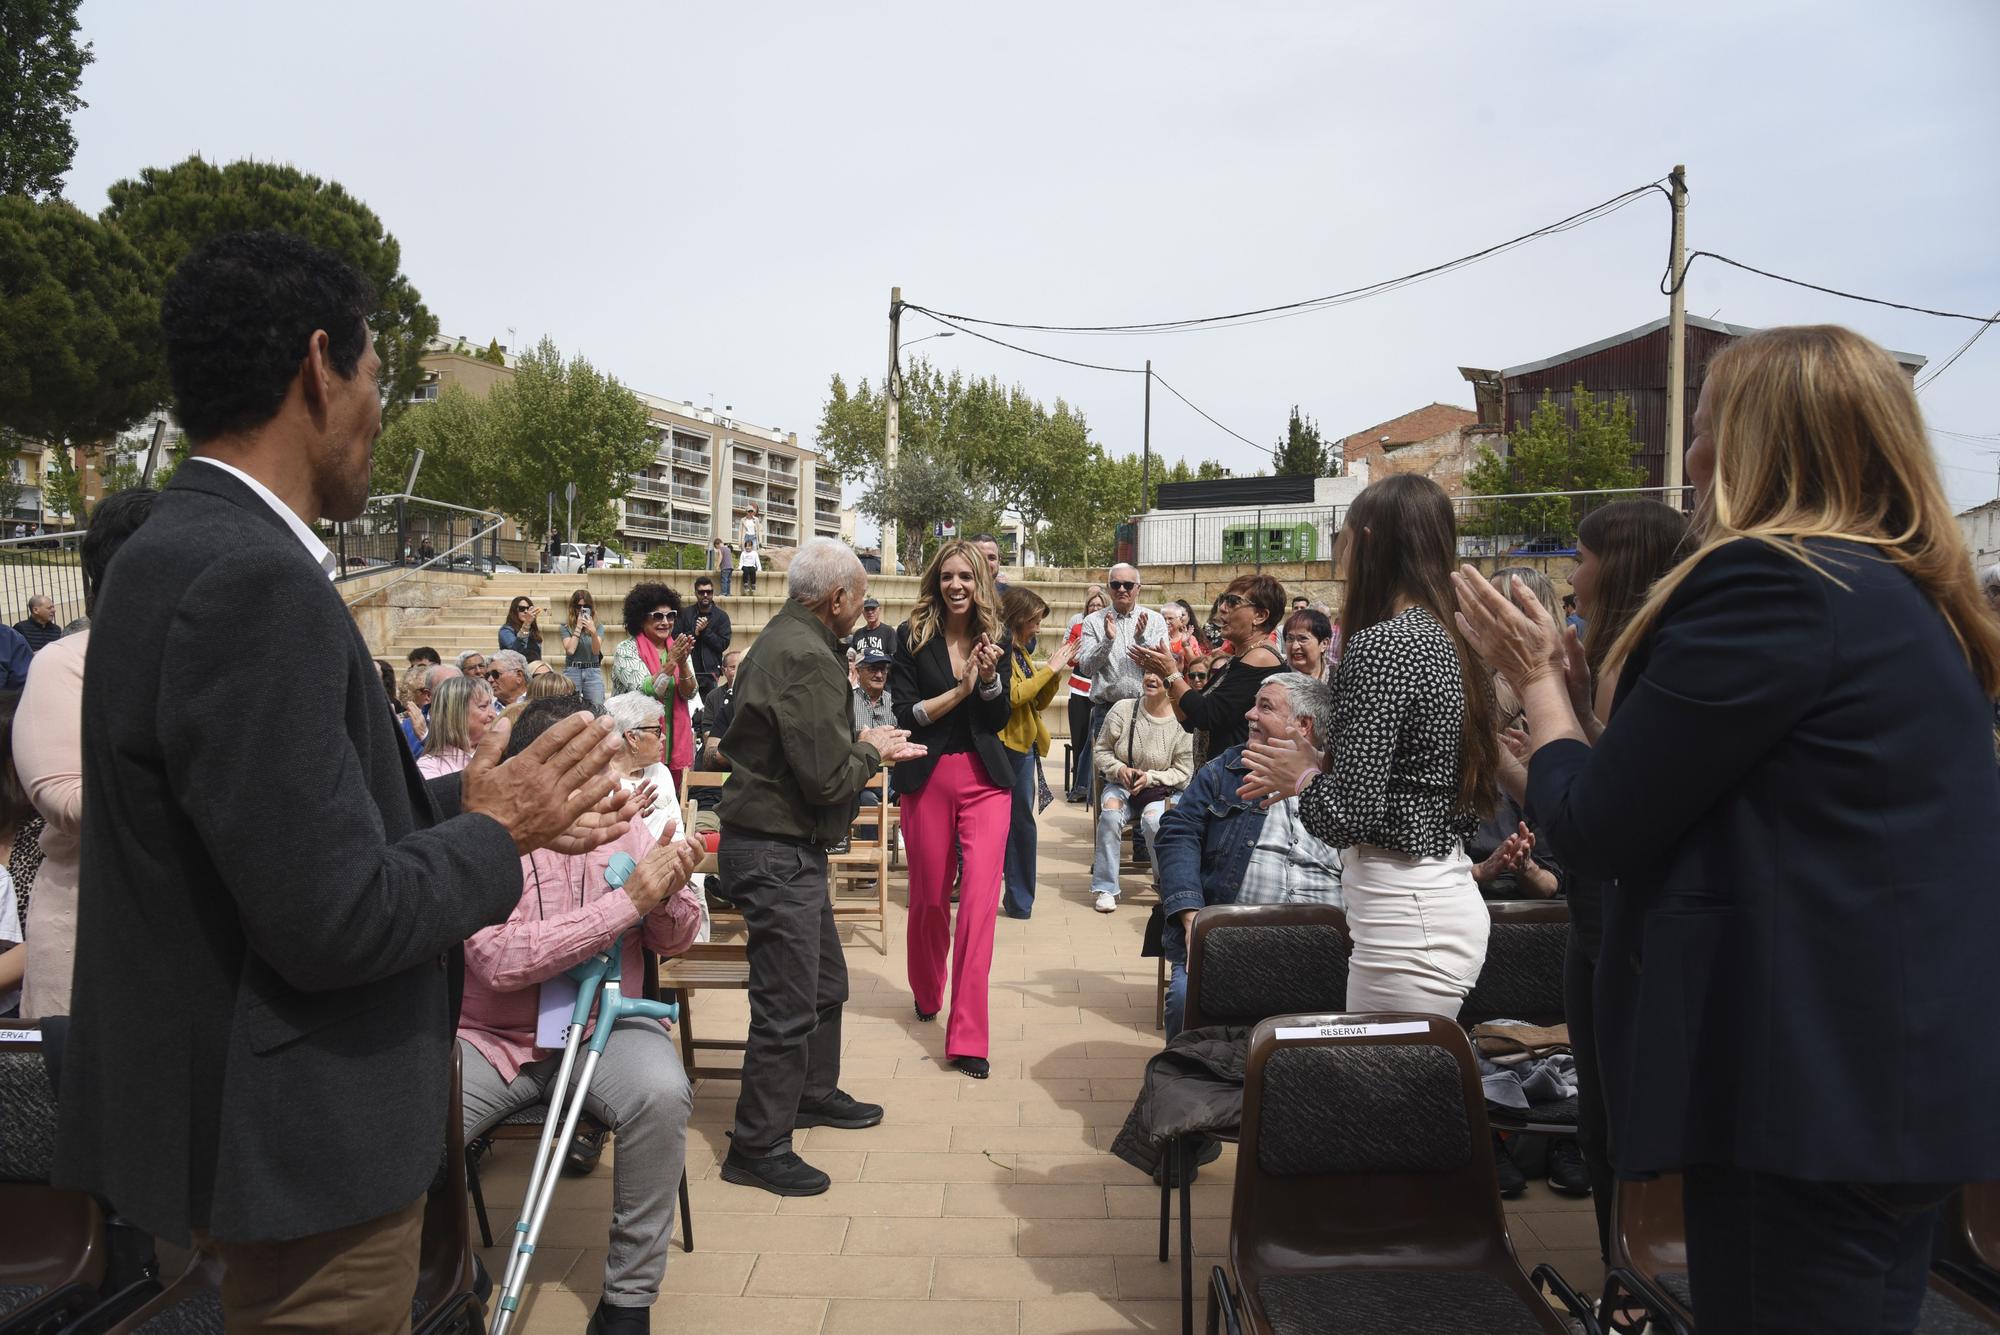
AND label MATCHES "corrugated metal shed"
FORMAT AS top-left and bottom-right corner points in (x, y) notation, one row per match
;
(1154, 475), (1315, 511)
(1496, 316), (1927, 488)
